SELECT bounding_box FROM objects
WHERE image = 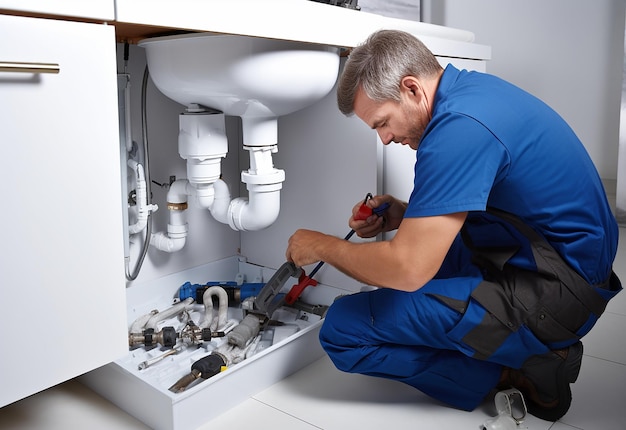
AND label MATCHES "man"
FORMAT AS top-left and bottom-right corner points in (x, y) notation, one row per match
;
(285, 29), (622, 421)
